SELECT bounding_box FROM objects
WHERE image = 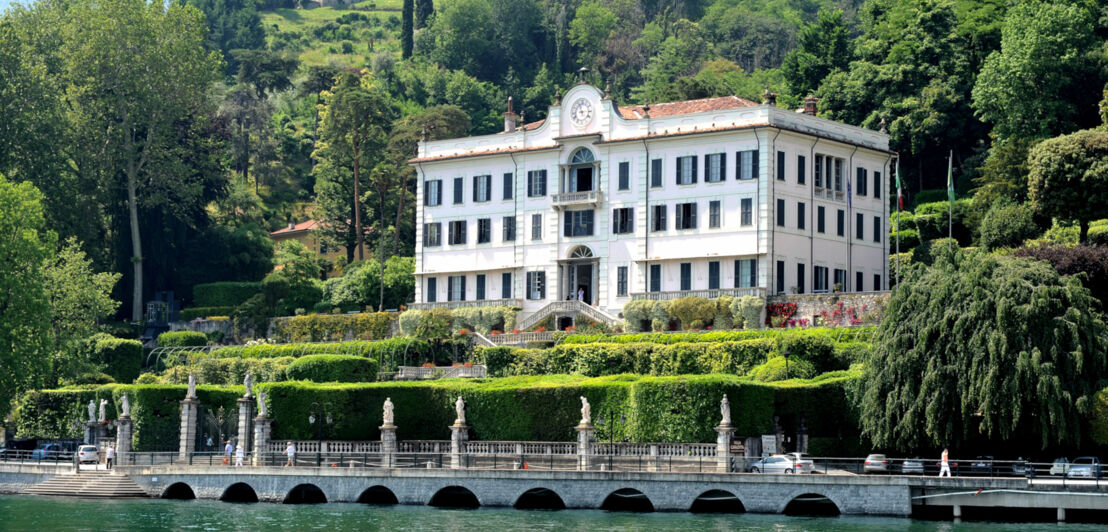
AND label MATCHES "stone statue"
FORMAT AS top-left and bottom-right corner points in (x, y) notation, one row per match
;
(121, 393), (131, 418)
(87, 400), (96, 423)
(383, 397), (394, 426)
(243, 372), (254, 398)
(186, 373), (197, 399)
(257, 391), (268, 417)
(580, 396), (591, 425)
(98, 399), (108, 422)
(454, 396), (466, 424)
(720, 394), (731, 426)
